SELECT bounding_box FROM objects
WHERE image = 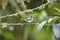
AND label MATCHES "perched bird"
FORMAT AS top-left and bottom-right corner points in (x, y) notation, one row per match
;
(24, 15), (33, 23)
